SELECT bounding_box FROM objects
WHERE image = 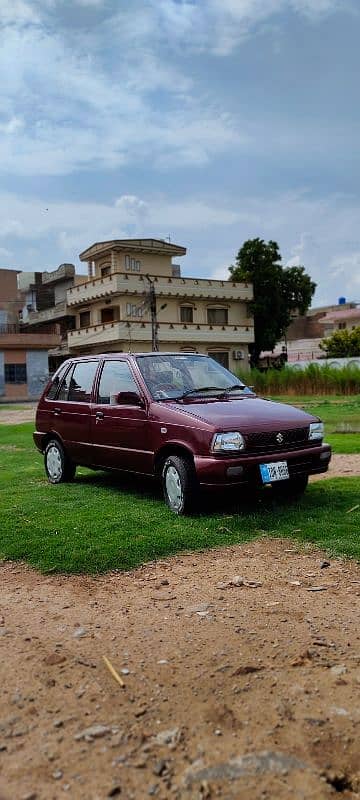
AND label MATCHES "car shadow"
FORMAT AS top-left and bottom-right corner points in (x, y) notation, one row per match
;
(74, 469), (306, 516)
